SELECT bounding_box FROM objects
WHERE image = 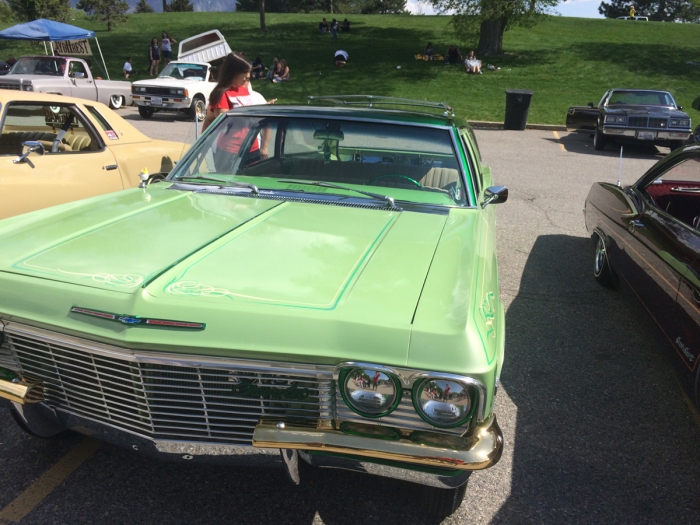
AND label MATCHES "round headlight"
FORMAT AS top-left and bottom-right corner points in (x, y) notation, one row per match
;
(413, 378), (473, 428)
(341, 367), (400, 418)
